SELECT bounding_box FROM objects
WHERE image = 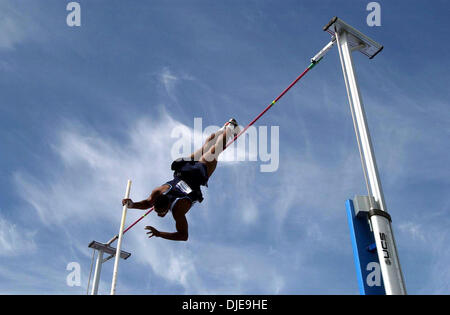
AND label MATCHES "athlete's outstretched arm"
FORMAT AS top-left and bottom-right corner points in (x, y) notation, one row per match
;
(145, 214), (188, 241)
(122, 186), (165, 210)
(145, 199), (191, 241)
